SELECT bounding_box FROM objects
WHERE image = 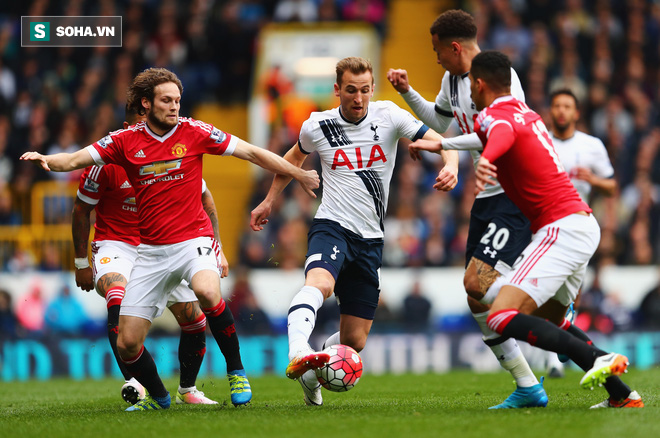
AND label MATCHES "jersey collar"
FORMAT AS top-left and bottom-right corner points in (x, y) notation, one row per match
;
(145, 121), (179, 142)
(339, 107), (369, 125)
(490, 95), (515, 106)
